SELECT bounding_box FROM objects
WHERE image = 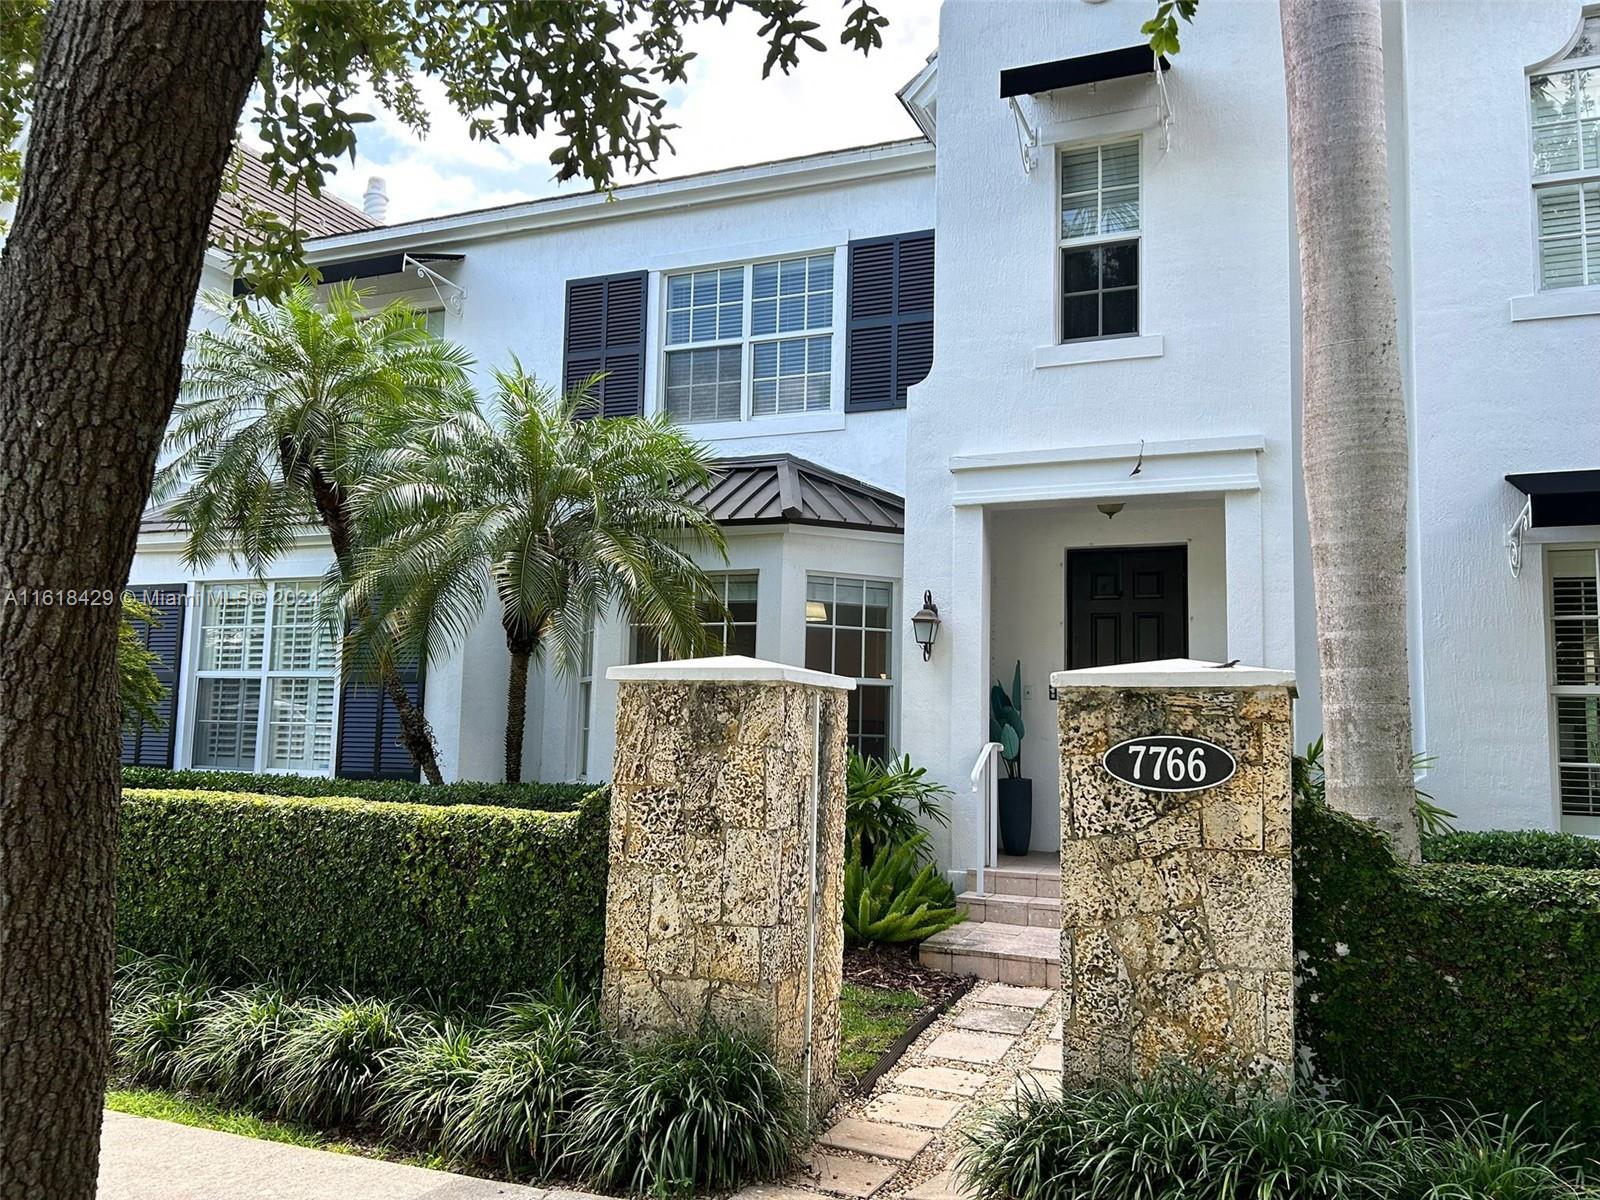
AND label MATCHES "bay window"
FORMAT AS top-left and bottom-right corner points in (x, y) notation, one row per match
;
(630, 572), (758, 663)
(804, 574), (893, 762)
